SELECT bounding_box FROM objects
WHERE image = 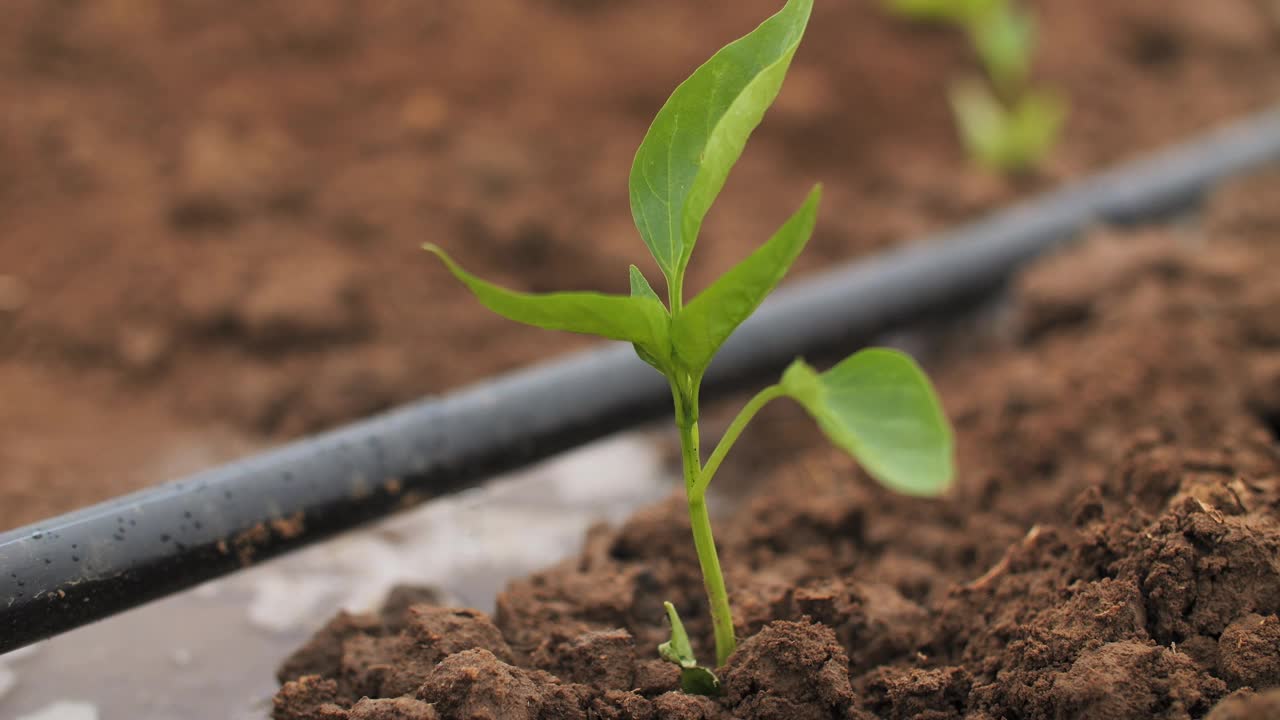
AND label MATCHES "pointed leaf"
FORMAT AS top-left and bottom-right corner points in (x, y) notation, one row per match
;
(672, 185), (820, 374)
(425, 244), (671, 368)
(658, 602), (722, 695)
(658, 601), (697, 668)
(629, 0), (814, 285)
(781, 350), (954, 496)
(949, 77), (1007, 168)
(968, 1), (1034, 90)
(629, 265), (663, 305)
(629, 265), (672, 372)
